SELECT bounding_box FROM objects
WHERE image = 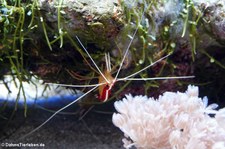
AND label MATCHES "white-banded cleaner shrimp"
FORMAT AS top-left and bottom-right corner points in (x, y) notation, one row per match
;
(19, 13), (195, 140)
